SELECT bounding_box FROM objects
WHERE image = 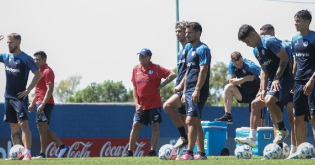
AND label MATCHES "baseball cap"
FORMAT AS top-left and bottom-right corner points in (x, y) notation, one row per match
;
(137, 48), (152, 57)
(231, 51), (242, 61)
